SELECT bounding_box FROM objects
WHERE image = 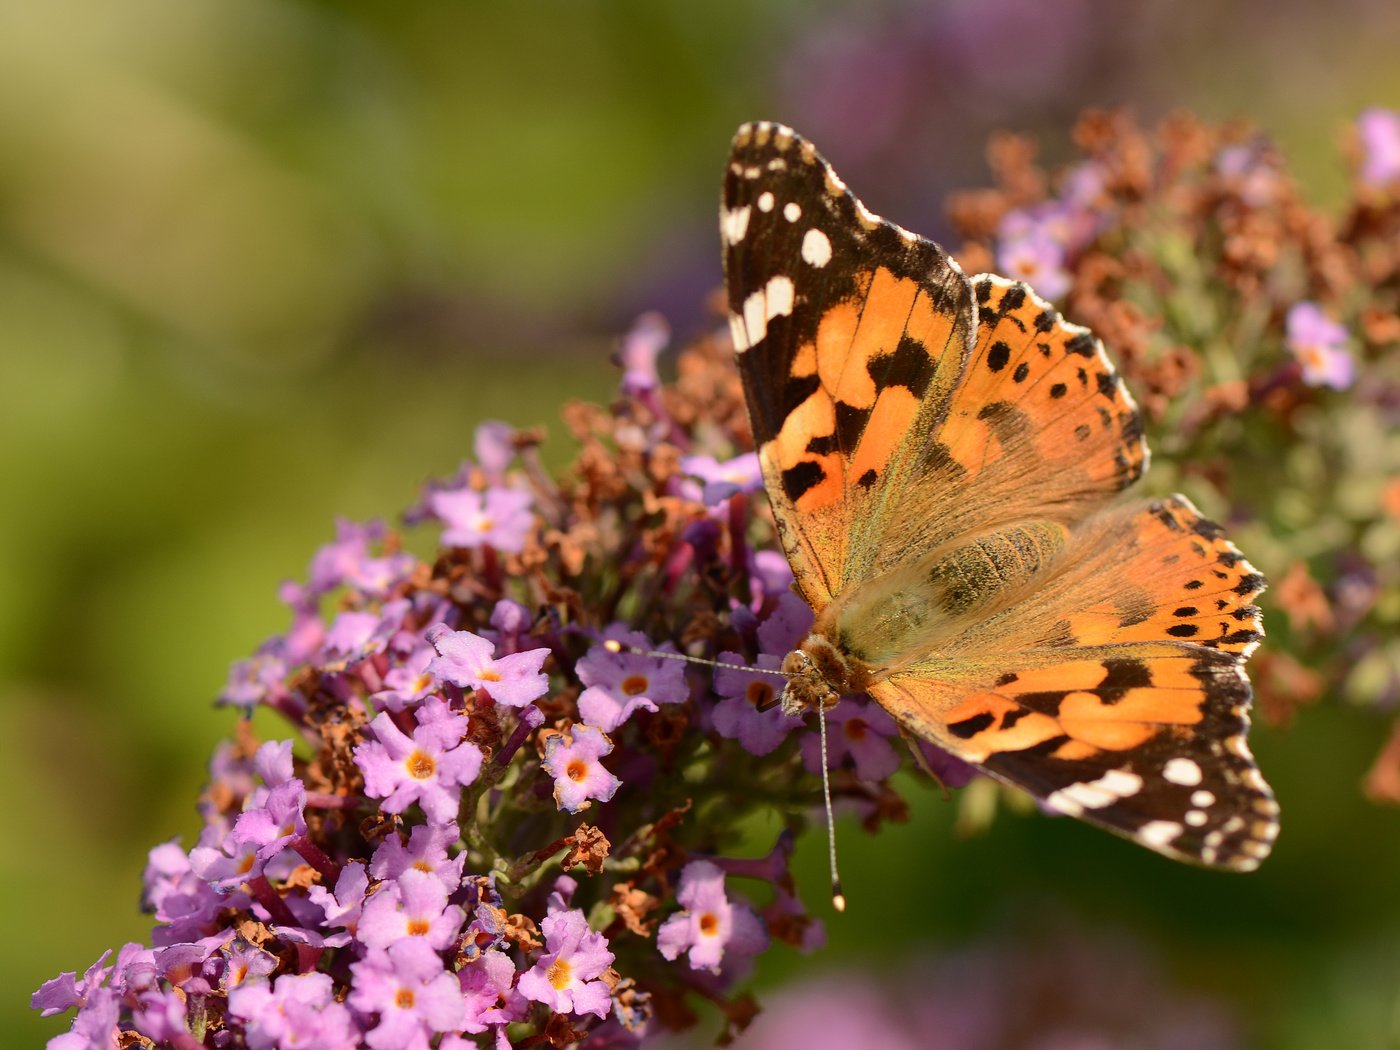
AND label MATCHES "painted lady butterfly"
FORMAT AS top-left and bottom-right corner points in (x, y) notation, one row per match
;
(721, 122), (1279, 871)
